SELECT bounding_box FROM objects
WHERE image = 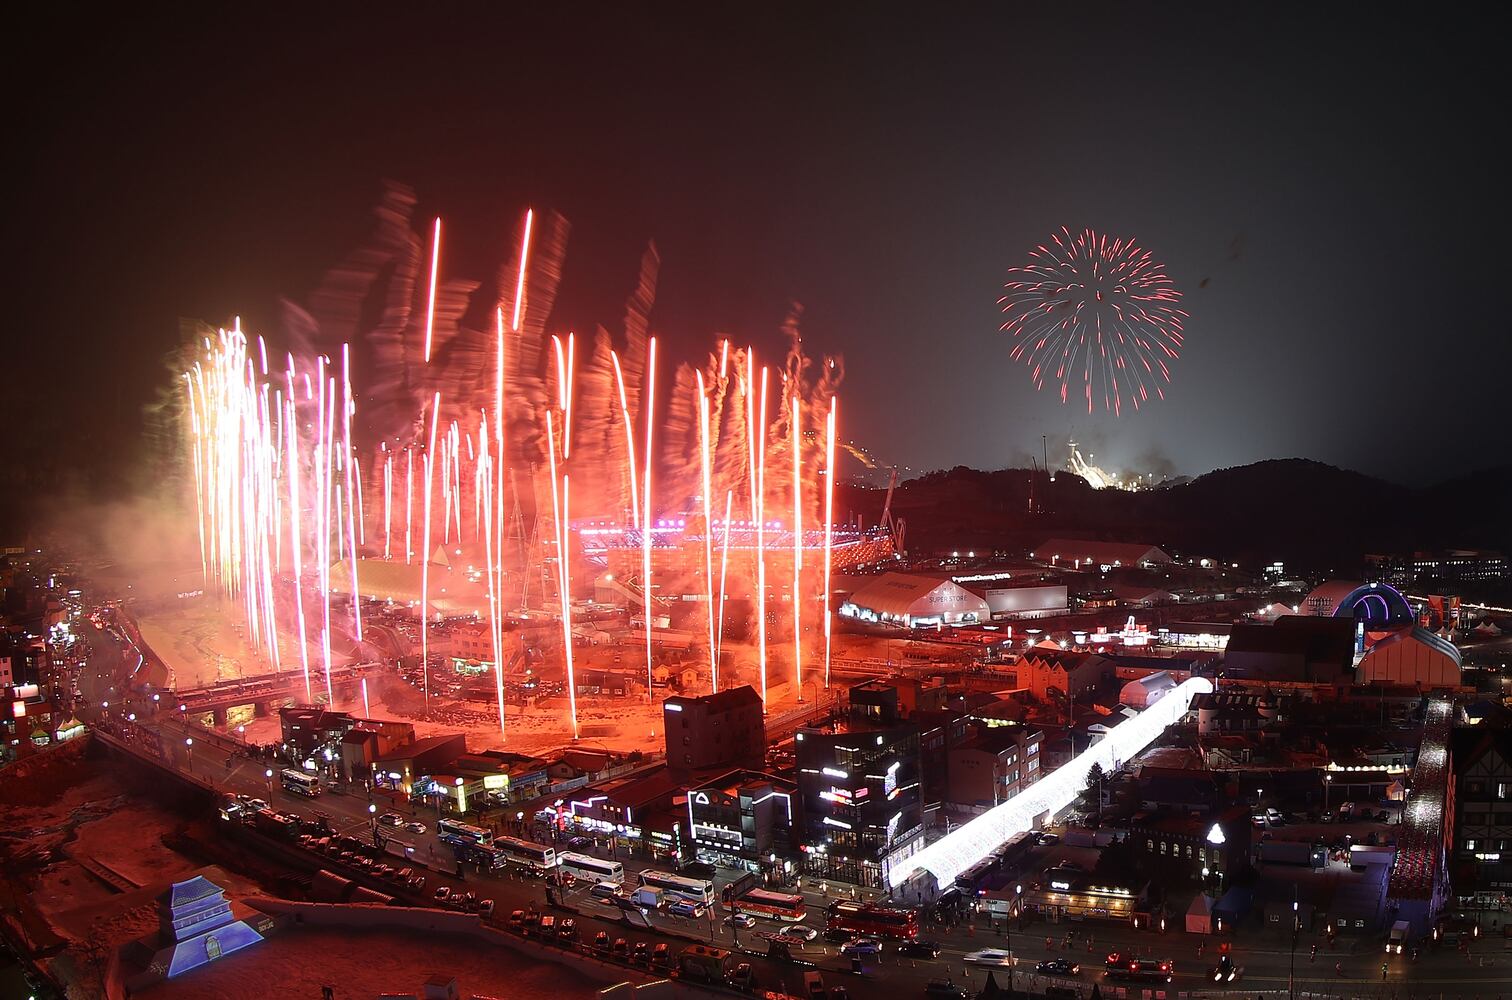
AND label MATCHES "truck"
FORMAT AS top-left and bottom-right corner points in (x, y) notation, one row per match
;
(1387, 920), (1410, 954)
(382, 836), (419, 861)
(1256, 840), (1321, 866)
(632, 886), (665, 909)
(253, 808), (300, 841)
(676, 945), (732, 983)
